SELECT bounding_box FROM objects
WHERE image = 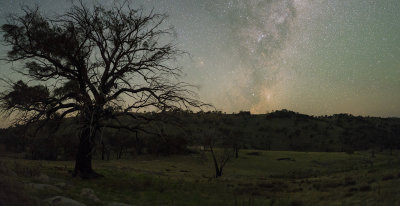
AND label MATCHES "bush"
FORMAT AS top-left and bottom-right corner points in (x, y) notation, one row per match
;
(24, 132), (78, 161)
(0, 127), (27, 153)
(291, 200), (304, 206)
(359, 185), (371, 192)
(28, 137), (58, 160)
(0, 144), (6, 154)
(145, 134), (188, 156)
(344, 177), (356, 186)
(382, 174), (395, 181)
(13, 161), (41, 177)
